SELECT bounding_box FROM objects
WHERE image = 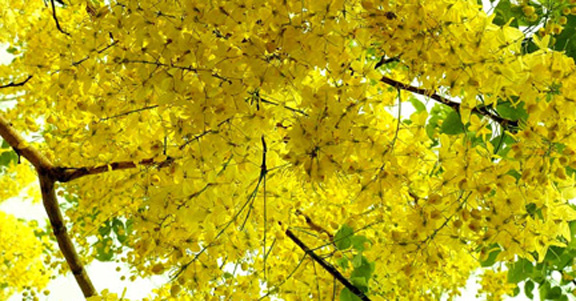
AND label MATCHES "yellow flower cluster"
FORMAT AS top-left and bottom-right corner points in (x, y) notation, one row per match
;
(0, 211), (49, 299)
(0, 161), (39, 203)
(477, 270), (516, 301)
